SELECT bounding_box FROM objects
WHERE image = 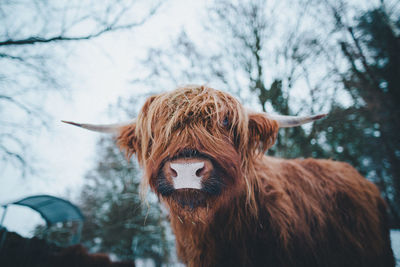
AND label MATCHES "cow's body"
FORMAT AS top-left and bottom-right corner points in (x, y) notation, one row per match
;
(171, 156), (394, 266)
(64, 85), (395, 267)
